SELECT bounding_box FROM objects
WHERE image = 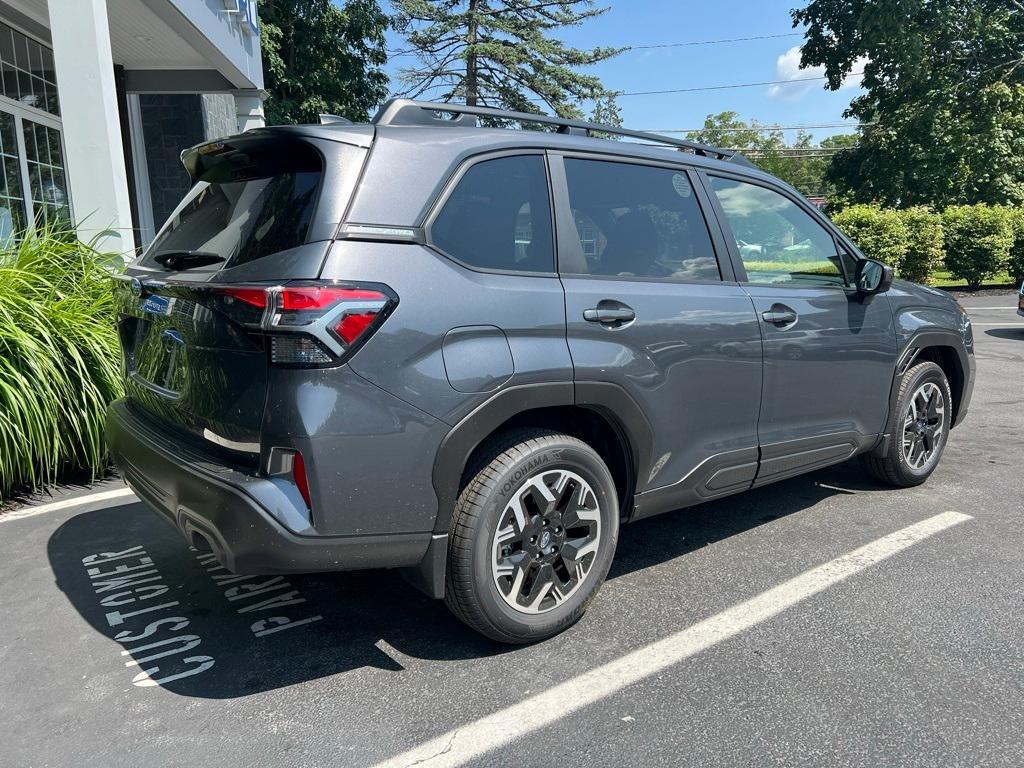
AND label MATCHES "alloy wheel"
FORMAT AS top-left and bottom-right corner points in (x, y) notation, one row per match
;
(901, 381), (945, 470)
(490, 469), (601, 615)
